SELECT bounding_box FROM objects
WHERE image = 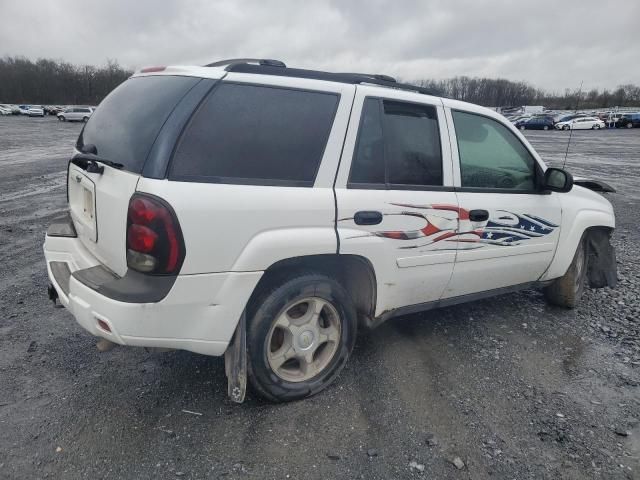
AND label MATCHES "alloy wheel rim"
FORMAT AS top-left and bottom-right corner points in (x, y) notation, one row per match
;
(266, 296), (341, 383)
